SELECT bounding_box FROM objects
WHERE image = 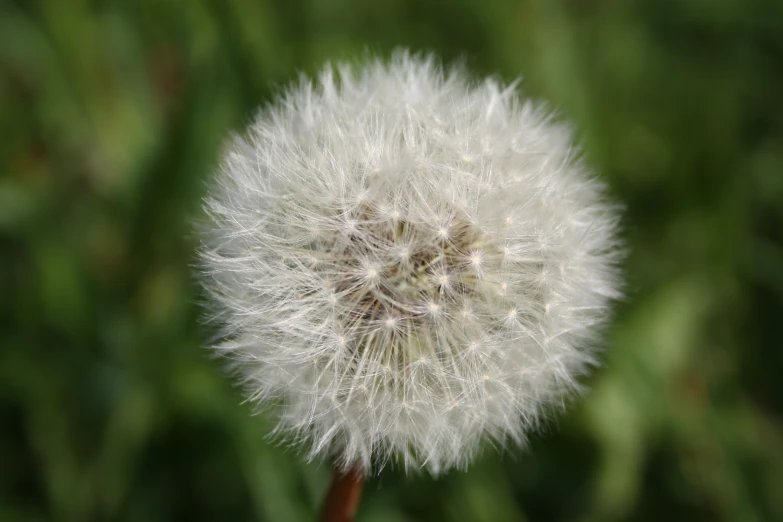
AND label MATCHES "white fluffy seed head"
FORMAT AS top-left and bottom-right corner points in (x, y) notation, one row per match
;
(199, 51), (622, 475)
